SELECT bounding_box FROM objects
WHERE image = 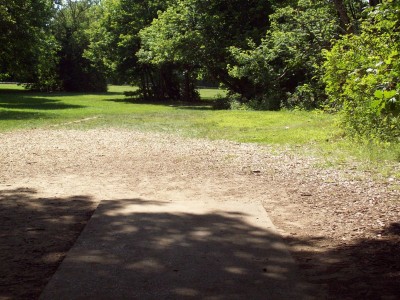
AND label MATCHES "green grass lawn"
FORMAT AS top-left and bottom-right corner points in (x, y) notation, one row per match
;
(0, 84), (333, 144)
(0, 83), (399, 177)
